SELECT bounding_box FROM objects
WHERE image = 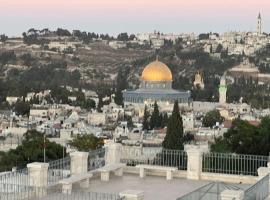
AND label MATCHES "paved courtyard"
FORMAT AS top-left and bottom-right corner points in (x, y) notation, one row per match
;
(86, 174), (210, 200)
